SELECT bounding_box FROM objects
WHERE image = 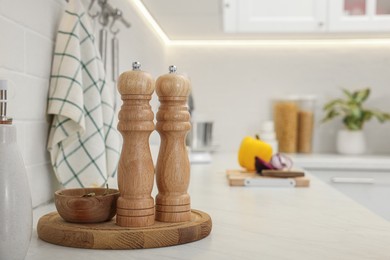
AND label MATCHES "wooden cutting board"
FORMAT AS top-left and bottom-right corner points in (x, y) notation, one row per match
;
(227, 169), (310, 187)
(262, 169), (305, 178)
(38, 209), (211, 249)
